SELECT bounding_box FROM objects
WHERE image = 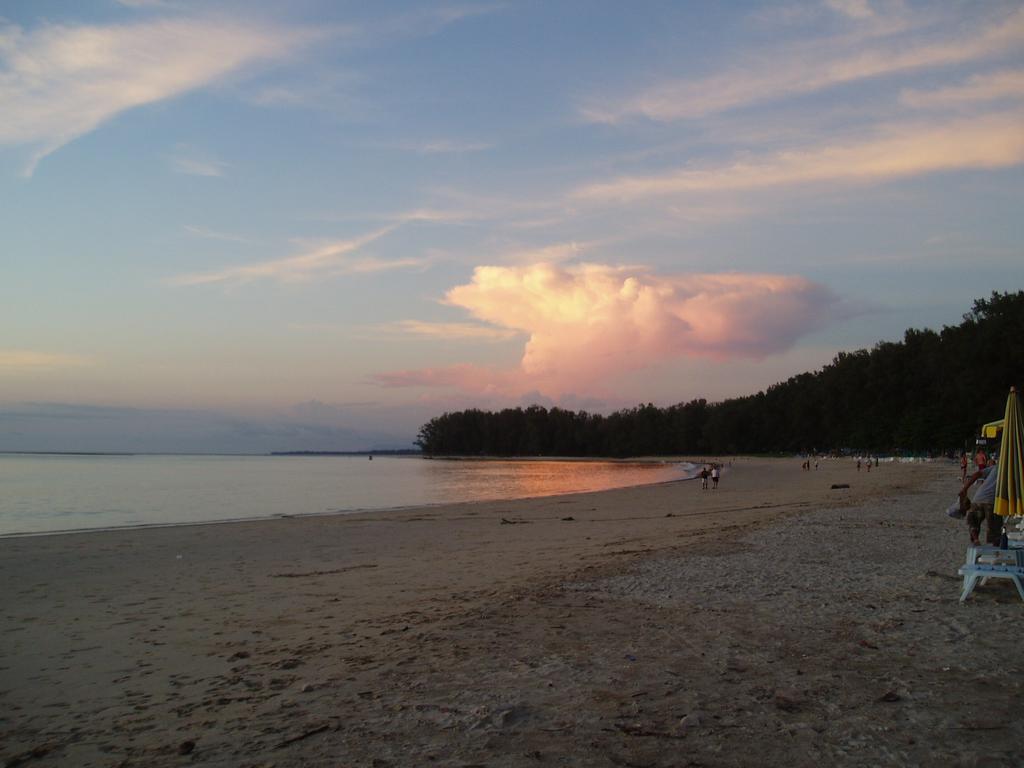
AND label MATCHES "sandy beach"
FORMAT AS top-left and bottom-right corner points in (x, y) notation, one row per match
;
(2, 457), (1022, 767)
